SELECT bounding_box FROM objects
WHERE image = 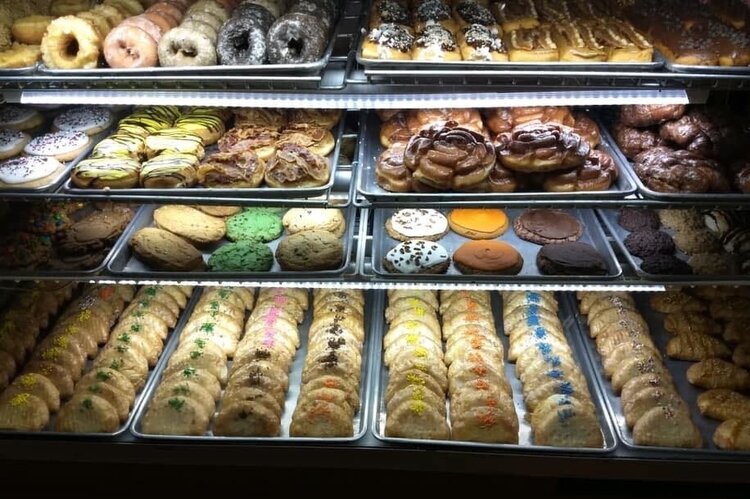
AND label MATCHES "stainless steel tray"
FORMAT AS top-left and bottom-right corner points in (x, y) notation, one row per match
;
(371, 290), (617, 452)
(0, 126), (112, 194)
(356, 111), (638, 203)
(131, 289), (374, 442)
(108, 204), (357, 278)
(0, 63), (38, 76)
(370, 208), (622, 281)
(570, 292), (750, 456)
(663, 56), (750, 74)
(36, 6), (344, 78)
(63, 112), (349, 200)
(600, 120), (750, 202)
(598, 208), (744, 282)
(356, 5), (661, 72)
(0, 204), (145, 279)
(0, 286), (200, 438)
